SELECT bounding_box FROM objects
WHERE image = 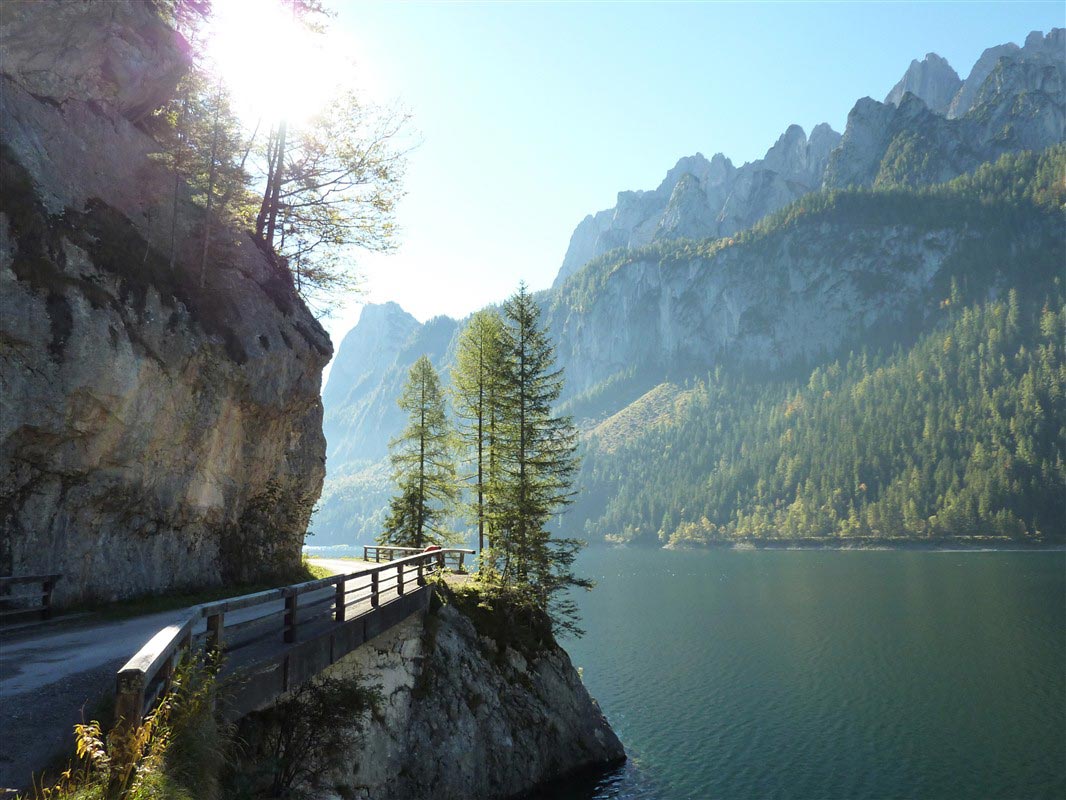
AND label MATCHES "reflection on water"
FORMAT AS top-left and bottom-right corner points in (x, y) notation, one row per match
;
(563, 547), (1066, 800)
(306, 544), (1066, 799)
(523, 761), (661, 800)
